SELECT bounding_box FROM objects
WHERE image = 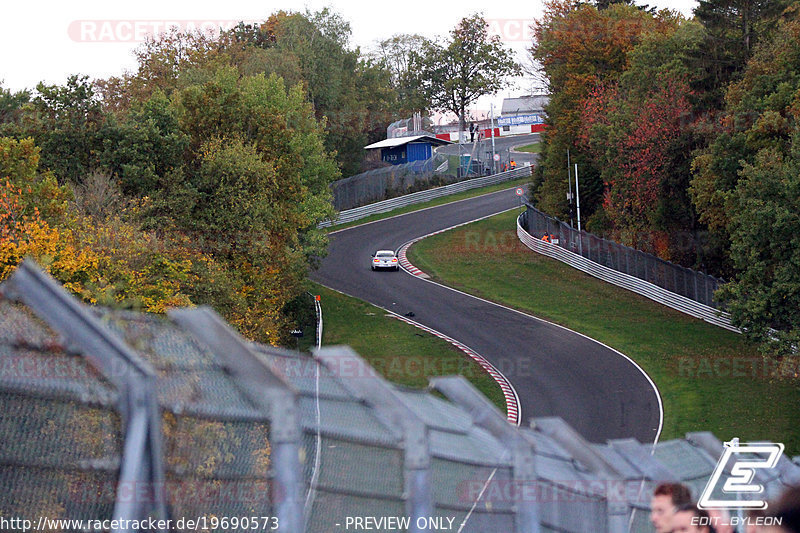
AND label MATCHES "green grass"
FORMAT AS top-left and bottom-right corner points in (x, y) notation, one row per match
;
(328, 177), (530, 232)
(514, 143), (542, 153)
(407, 210), (800, 453)
(308, 282), (506, 410)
